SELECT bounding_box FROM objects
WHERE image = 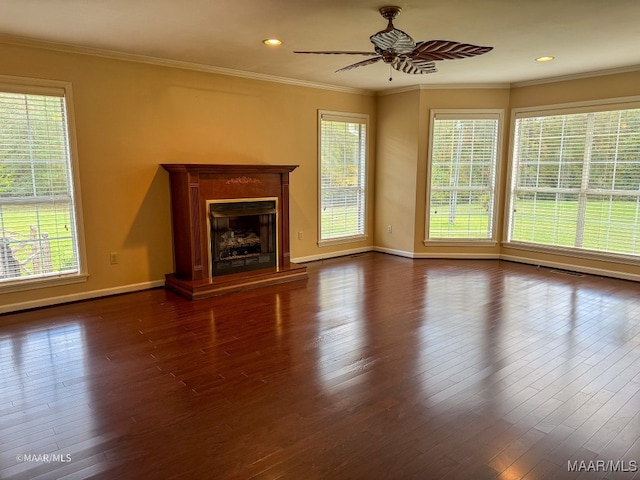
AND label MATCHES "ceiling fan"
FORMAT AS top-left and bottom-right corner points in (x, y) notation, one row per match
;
(294, 6), (493, 80)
